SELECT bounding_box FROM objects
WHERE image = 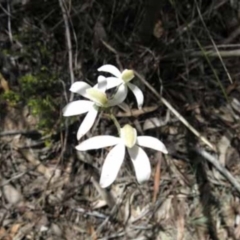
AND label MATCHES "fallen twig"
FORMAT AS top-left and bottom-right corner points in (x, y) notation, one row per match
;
(0, 130), (38, 137)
